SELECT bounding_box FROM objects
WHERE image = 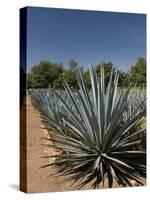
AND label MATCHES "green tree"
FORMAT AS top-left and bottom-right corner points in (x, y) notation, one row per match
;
(129, 58), (146, 85)
(52, 74), (64, 90)
(82, 70), (91, 91)
(68, 59), (78, 72)
(96, 62), (113, 83)
(63, 70), (78, 89)
(52, 70), (78, 90)
(96, 62), (127, 86)
(27, 73), (34, 89)
(27, 61), (64, 89)
(118, 71), (130, 87)
(53, 59), (79, 90)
